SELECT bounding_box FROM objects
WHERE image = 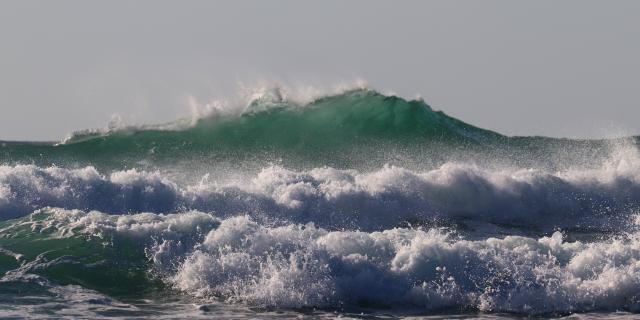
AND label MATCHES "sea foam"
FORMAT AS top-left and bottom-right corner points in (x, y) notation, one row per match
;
(1, 145), (639, 232)
(15, 208), (640, 314)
